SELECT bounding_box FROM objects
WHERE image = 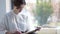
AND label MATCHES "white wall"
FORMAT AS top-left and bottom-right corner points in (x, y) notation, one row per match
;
(6, 0), (11, 13)
(0, 0), (11, 21)
(0, 0), (6, 21)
